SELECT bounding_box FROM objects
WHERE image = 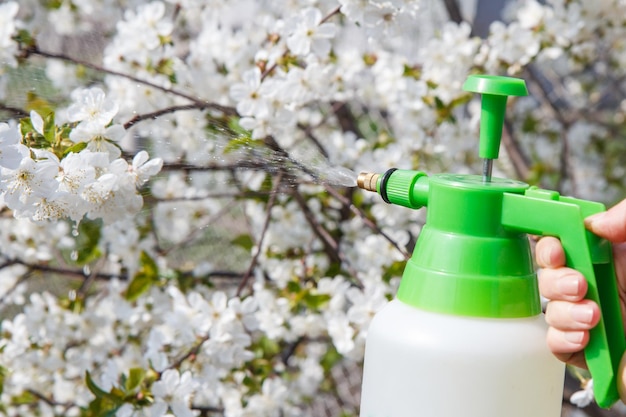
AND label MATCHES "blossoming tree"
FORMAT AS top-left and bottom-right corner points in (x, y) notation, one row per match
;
(0, 0), (625, 416)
